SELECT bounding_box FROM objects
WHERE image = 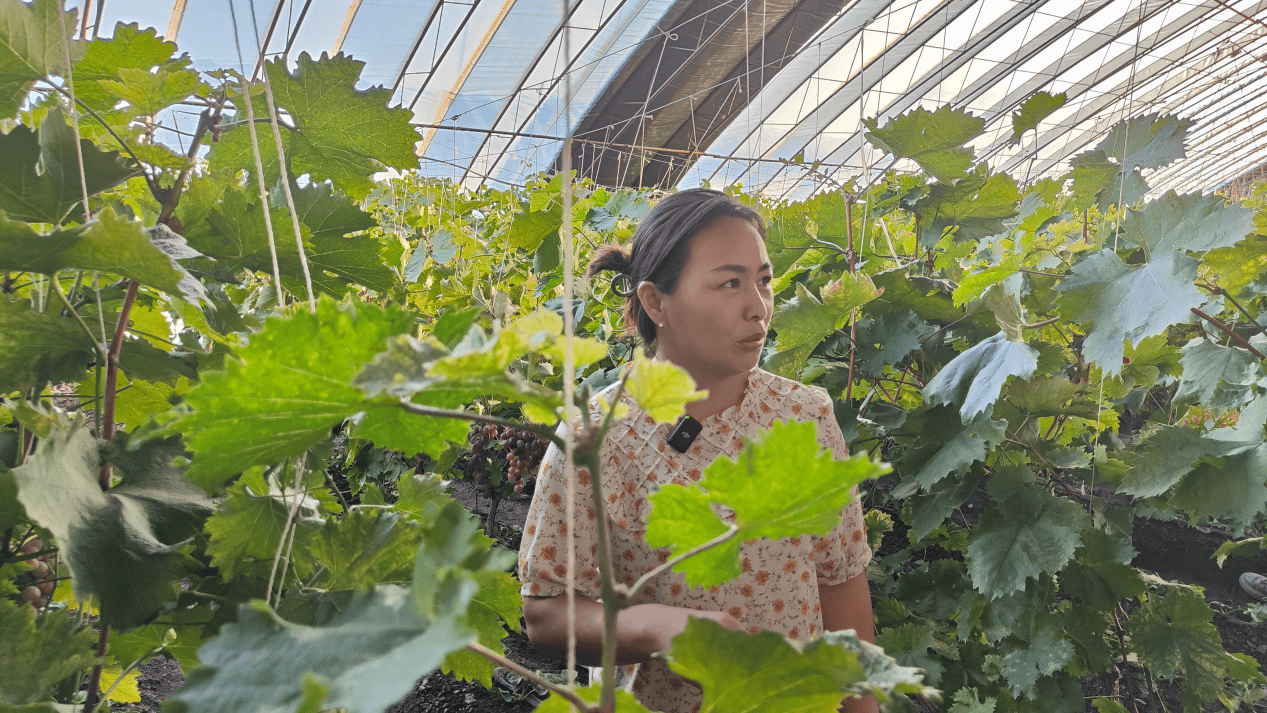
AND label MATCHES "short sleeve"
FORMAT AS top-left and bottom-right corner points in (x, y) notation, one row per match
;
(517, 432), (603, 600)
(808, 387), (872, 585)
